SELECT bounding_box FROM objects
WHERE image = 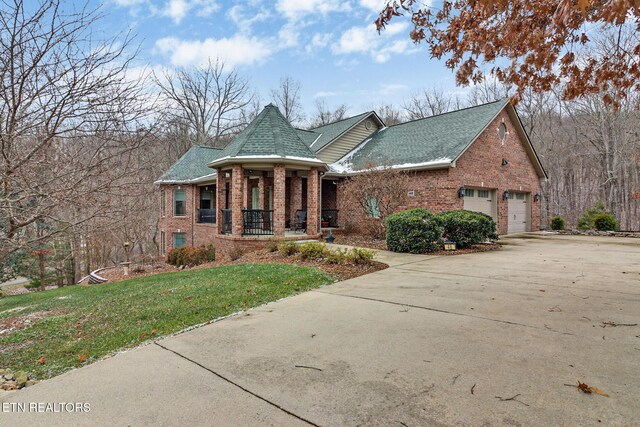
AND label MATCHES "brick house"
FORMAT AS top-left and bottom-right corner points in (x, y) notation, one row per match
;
(156, 99), (547, 257)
